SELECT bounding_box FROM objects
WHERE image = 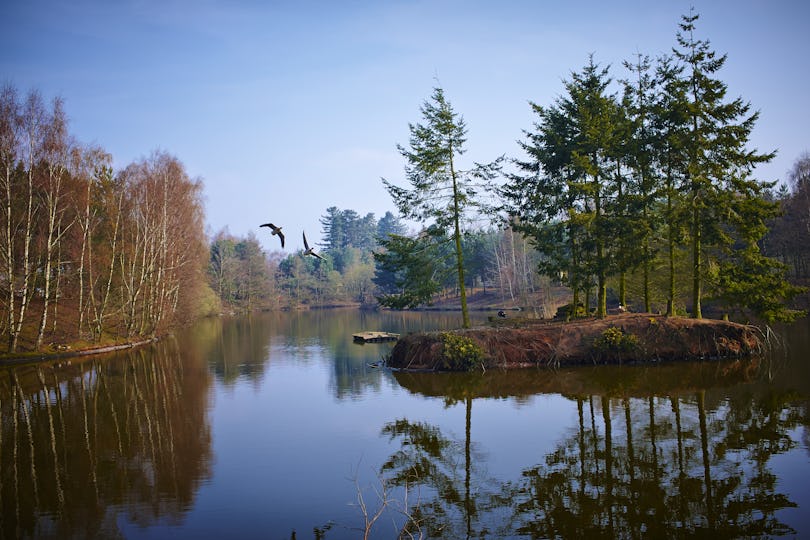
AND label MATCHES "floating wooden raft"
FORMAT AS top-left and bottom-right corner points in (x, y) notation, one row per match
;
(352, 331), (400, 343)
